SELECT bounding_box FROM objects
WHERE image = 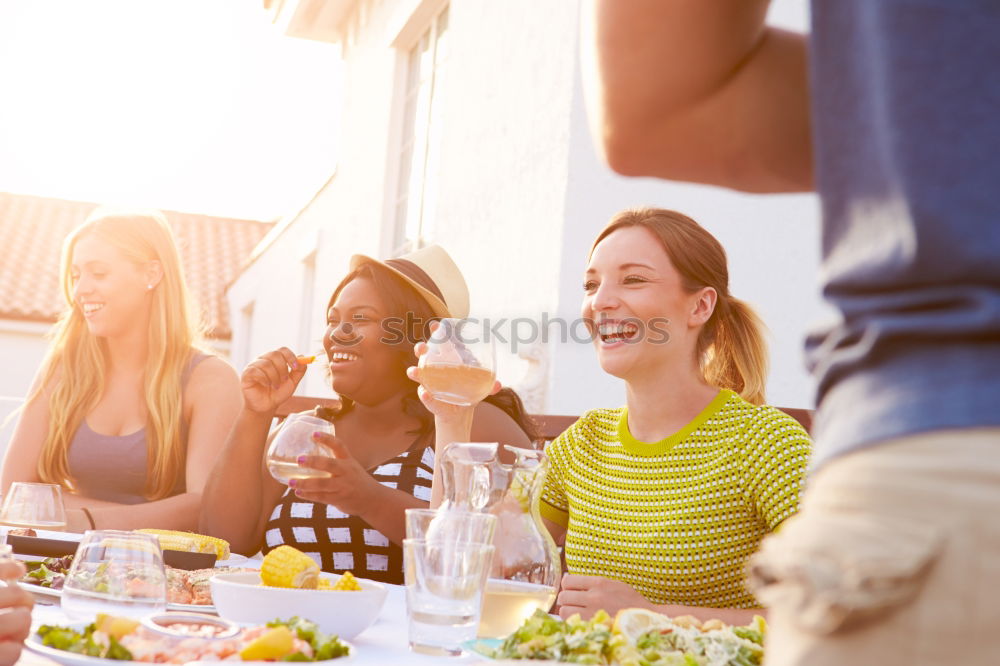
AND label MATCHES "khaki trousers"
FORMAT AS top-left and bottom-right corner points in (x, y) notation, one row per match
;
(749, 428), (1000, 665)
